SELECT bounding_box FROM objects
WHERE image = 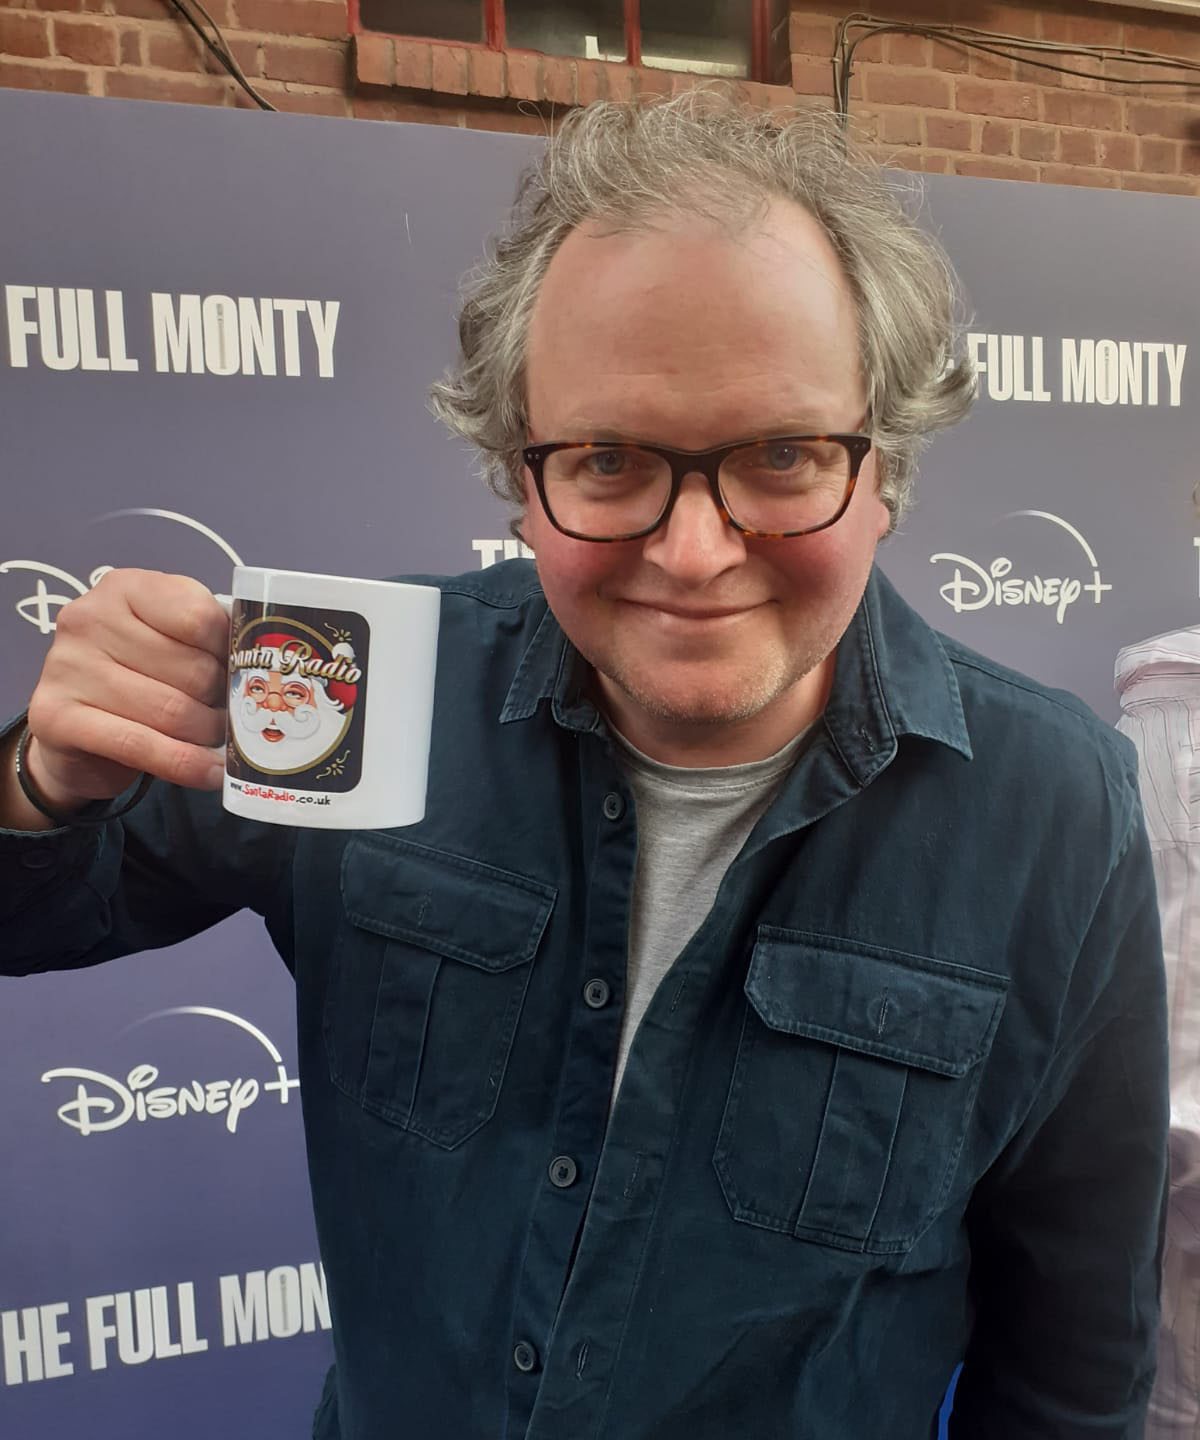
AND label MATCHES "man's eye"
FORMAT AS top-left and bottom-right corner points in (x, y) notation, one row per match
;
(585, 449), (629, 477)
(283, 685), (309, 705)
(247, 680), (268, 699)
(765, 443), (803, 470)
